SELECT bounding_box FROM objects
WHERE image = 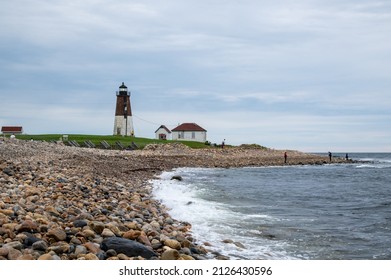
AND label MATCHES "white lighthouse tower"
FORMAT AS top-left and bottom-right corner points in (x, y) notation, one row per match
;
(113, 82), (134, 136)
